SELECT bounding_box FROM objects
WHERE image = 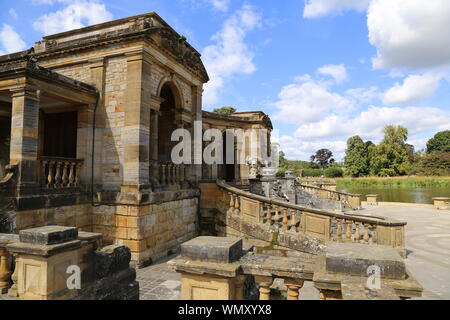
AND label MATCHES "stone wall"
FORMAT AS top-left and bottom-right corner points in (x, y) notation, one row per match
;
(93, 197), (199, 267)
(15, 204), (92, 232)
